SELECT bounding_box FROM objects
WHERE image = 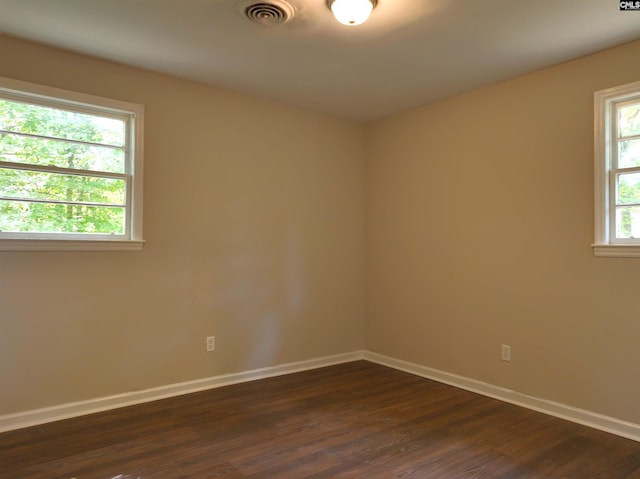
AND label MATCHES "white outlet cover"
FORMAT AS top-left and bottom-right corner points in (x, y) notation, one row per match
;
(501, 344), (511, 361)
